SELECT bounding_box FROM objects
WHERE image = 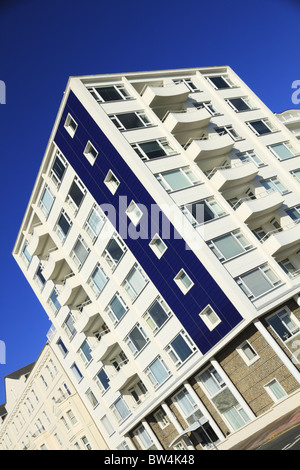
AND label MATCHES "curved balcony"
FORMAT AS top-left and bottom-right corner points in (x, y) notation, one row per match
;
(26, 225), (49, 257)
(42, 248), (65, 281)
(163, 108), (211, 135)
(74, 303), (99, 334)
(234, 190), (284, 225)
(185, 133), (234, 161)
(141, 82), (190, 108)
(109, 362), (138, 392)
(91, 332), (117, 362)
(57, 273), (83, 306)
(260, 221), (300, 257)
(209, 162), (258, 192)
